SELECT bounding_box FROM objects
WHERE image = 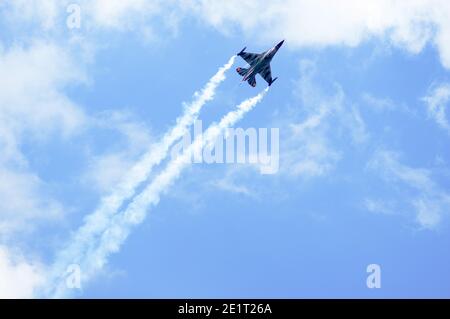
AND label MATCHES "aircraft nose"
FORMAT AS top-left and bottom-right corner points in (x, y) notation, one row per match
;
(275, 40), (284, 50)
